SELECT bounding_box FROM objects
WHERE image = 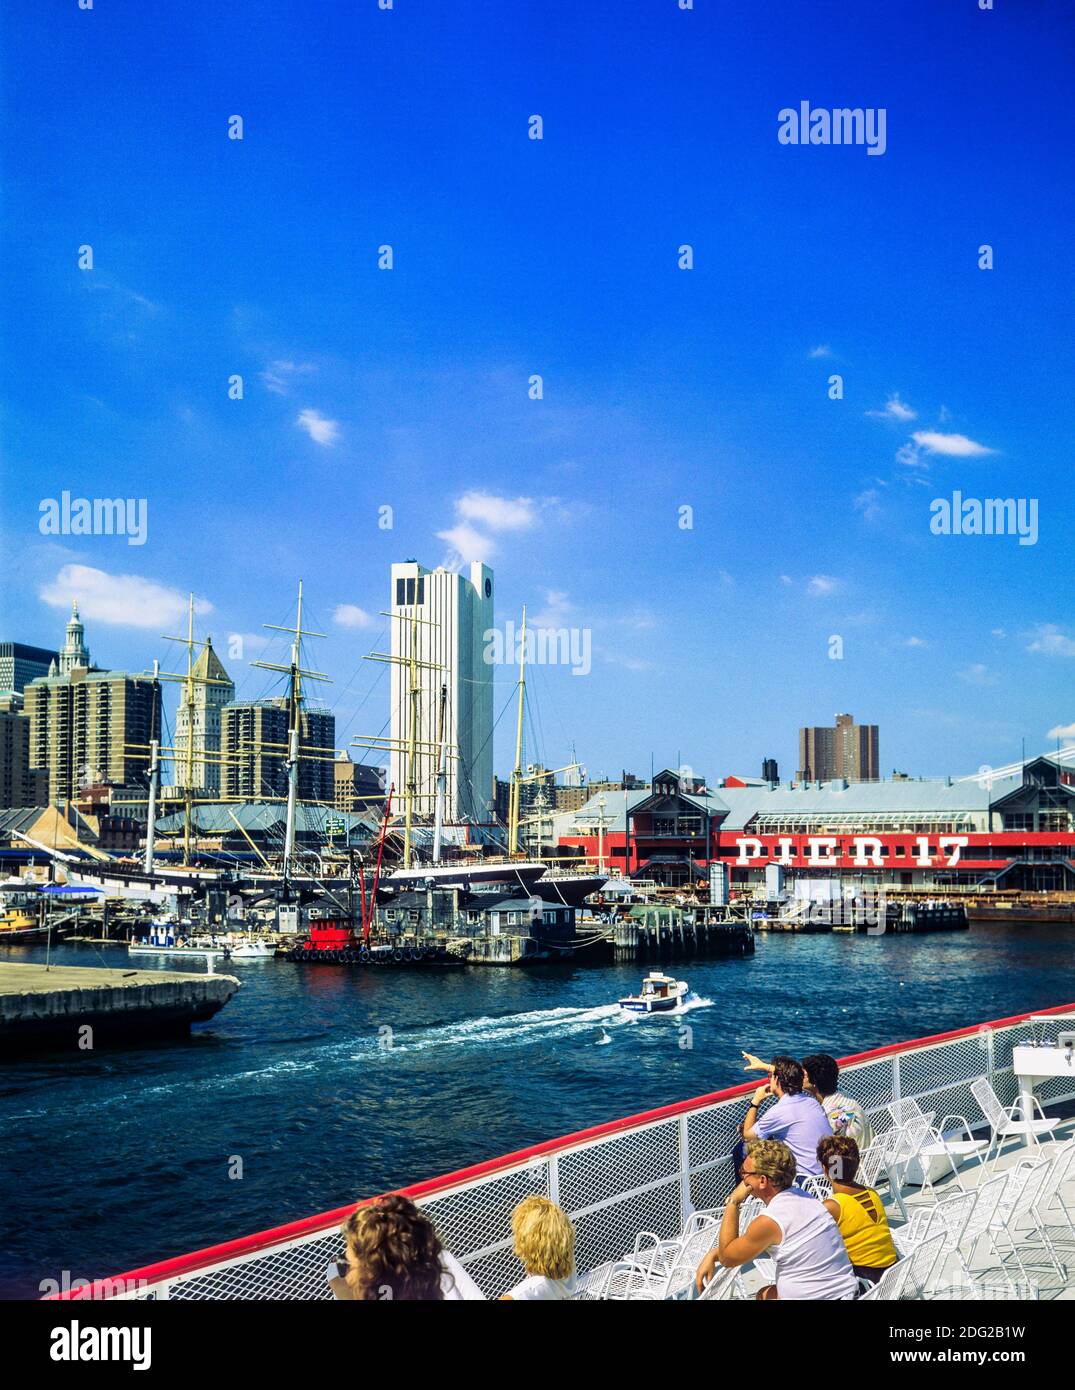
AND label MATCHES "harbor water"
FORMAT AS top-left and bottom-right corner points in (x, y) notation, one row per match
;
(0, 924), (1072, 1298)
